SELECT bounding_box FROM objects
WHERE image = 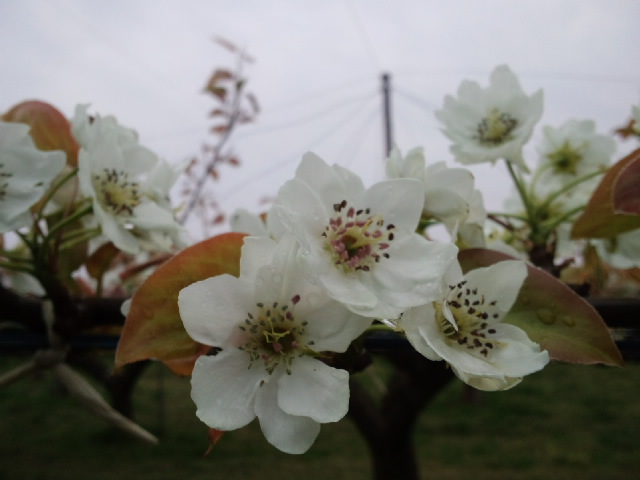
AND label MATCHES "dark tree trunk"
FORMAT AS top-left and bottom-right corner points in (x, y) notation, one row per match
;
(348, 349), (454, 480)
